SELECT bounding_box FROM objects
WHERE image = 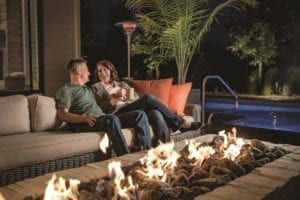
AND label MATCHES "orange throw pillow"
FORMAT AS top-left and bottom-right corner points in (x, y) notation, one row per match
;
(127, 78), (173, 106)
(168, 82), (192, 116)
